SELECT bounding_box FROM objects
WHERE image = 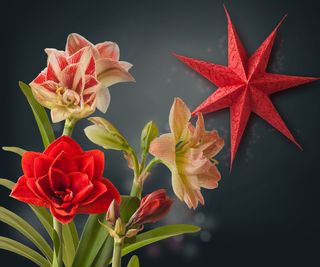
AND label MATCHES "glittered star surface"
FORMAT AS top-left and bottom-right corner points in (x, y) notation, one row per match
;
(174, 6), (319, 167)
